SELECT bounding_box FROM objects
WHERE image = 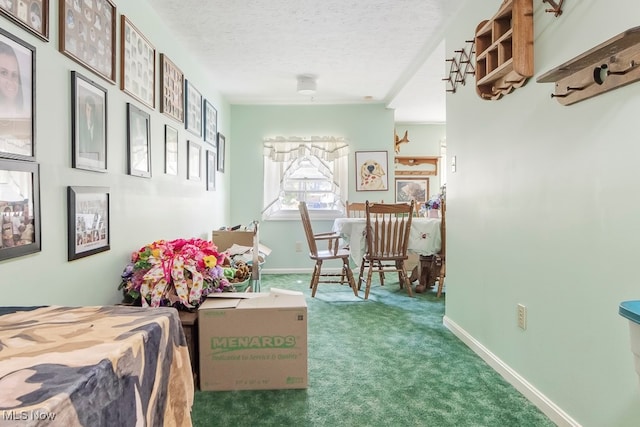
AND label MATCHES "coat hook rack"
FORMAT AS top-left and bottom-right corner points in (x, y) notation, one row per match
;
(542, 0), (564, 17)
(443, 40), (475, 94)
(538, 26), (640, 105)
